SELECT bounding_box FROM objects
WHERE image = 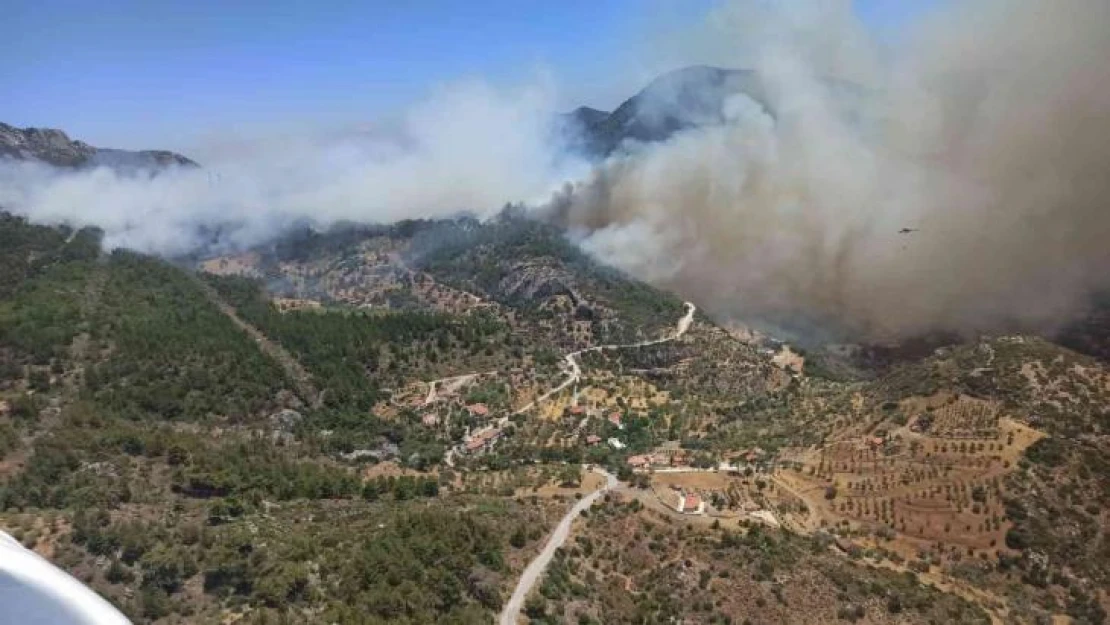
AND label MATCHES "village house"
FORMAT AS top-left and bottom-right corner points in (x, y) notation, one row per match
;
(466, 403), (489, 417)
(607, 412), (624, 429)
(585, 434), (602, 446)
(627, 454), (651, 469)
(648, 447), (690, 468)
(569, 405), (586, 416)
(421, 413), (439, 427)
(724, 447), (769, 468)
(607, 437), (626, 450)
(464, 428), (499, 454)
(674, 491), (705, 515)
